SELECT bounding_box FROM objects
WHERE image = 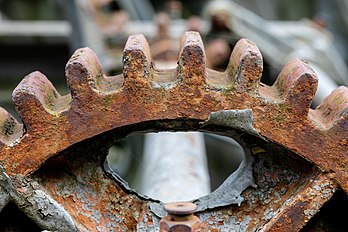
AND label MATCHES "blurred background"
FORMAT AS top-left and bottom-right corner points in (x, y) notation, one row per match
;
(1, 0), (348, 198)
(1, 0), (348, 114)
